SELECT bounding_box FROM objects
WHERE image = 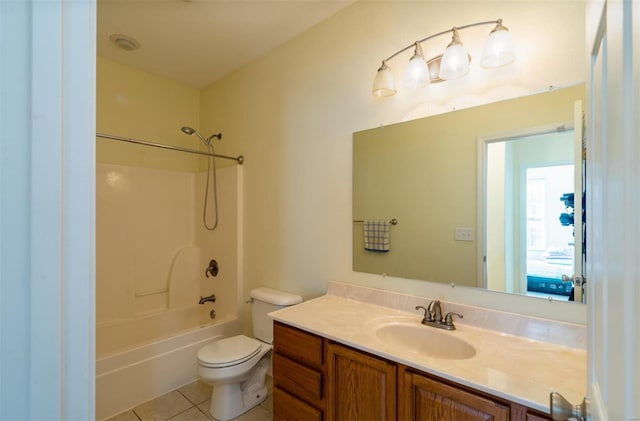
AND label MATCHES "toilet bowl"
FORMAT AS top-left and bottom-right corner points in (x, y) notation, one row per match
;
(196, 287), (302, 421)
(197, 335), (272, 420)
